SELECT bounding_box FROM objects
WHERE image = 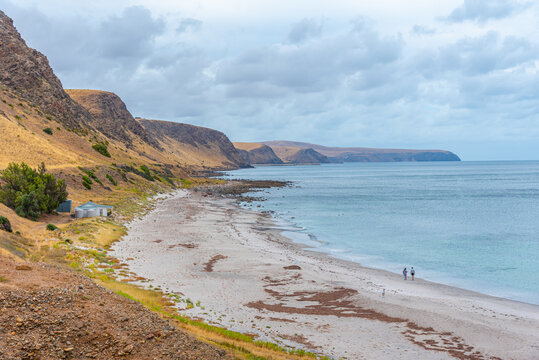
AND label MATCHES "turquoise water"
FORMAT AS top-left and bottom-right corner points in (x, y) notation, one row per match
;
(224, 161), (539, 305)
